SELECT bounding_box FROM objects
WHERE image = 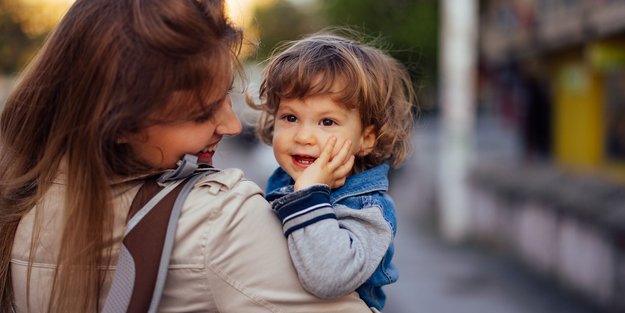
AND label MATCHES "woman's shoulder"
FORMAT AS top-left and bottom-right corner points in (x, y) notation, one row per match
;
(181, 167), (266, 216)
(192, 167), (263, 195)
(168, 167), (268, 265)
